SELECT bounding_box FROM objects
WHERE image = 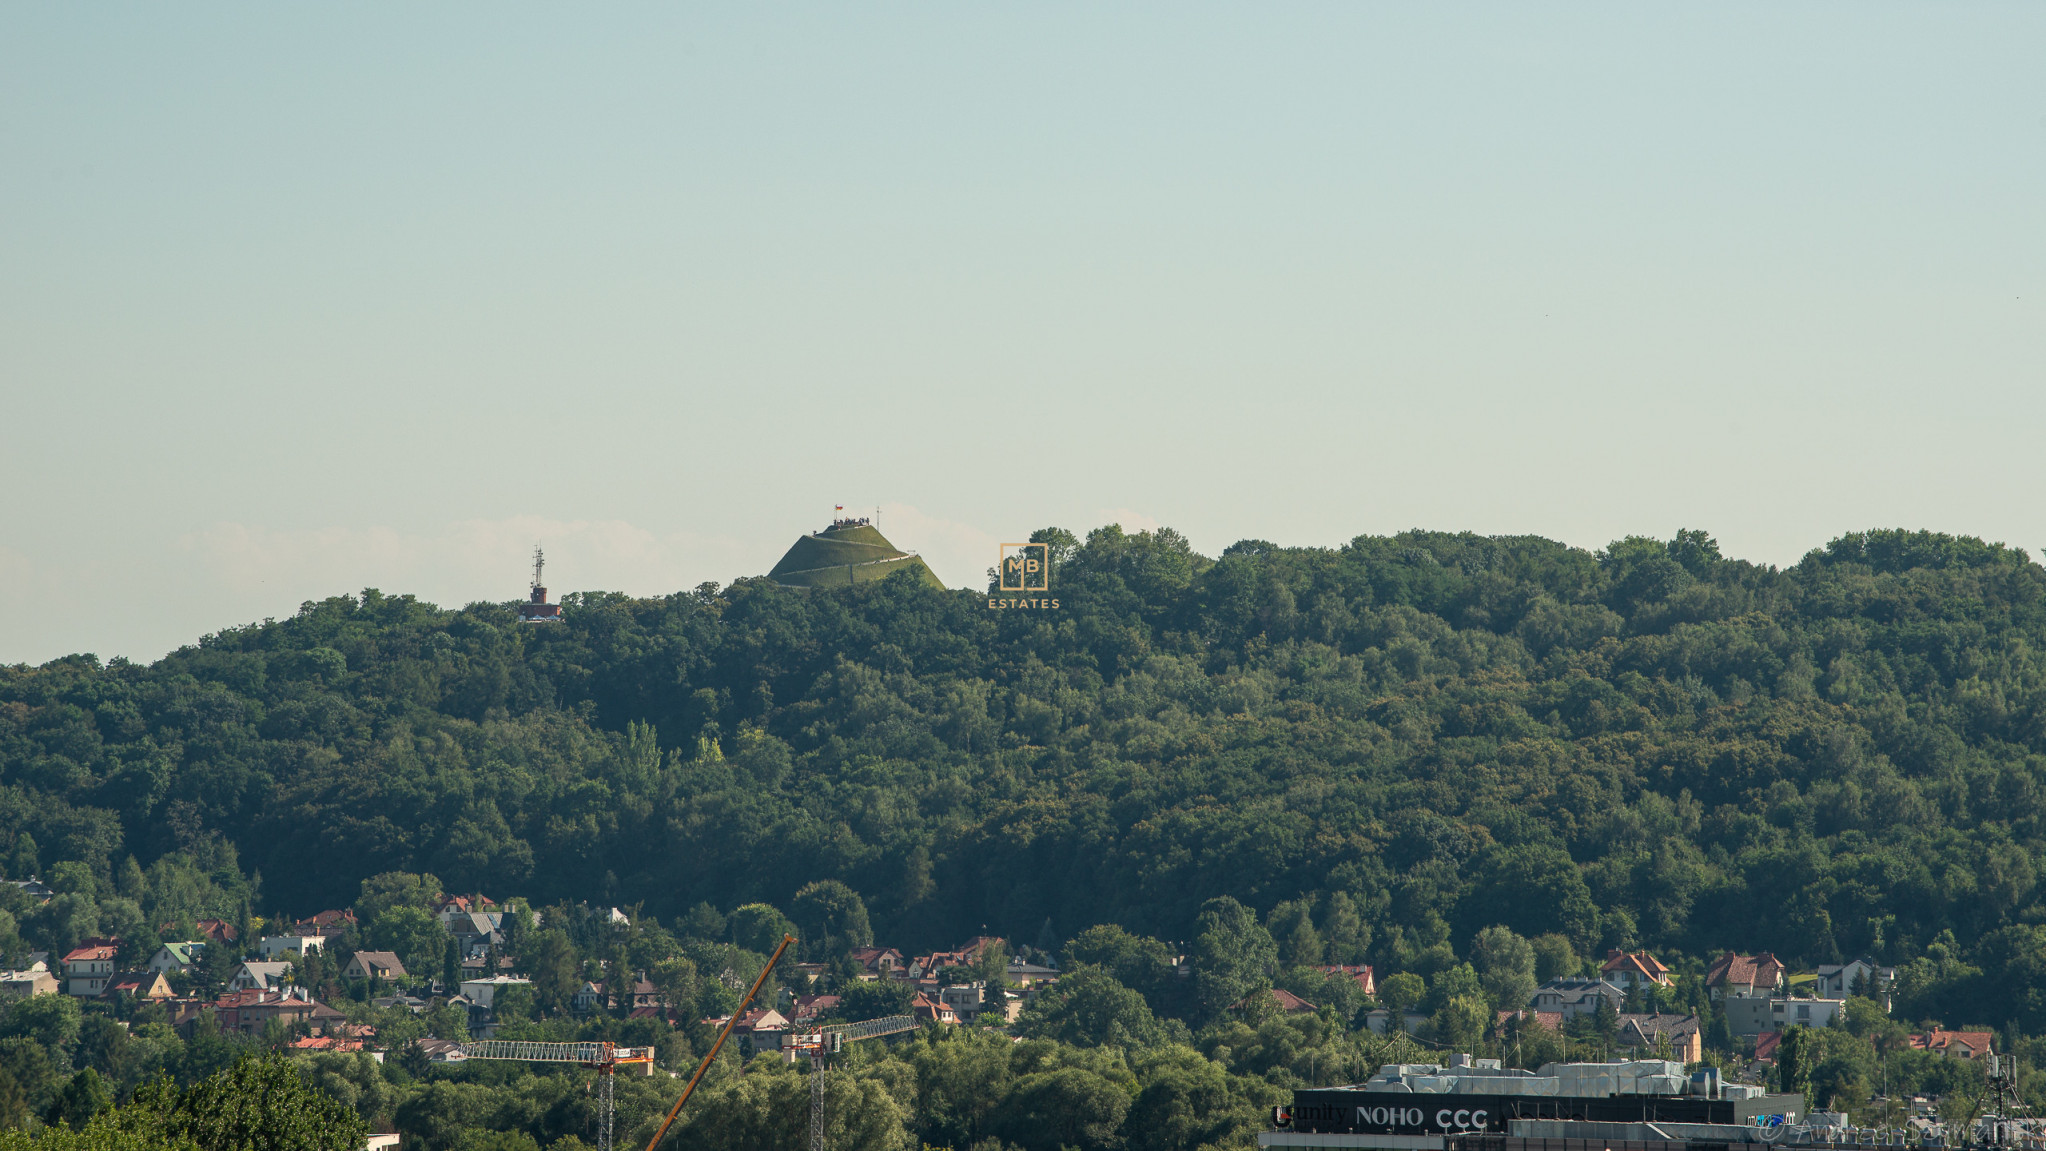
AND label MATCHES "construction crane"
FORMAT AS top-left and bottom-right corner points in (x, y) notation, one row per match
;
(459, 1040), (653, 1151)
(644, 934), (797, 1151)
(782, 1014), (922, 1151)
